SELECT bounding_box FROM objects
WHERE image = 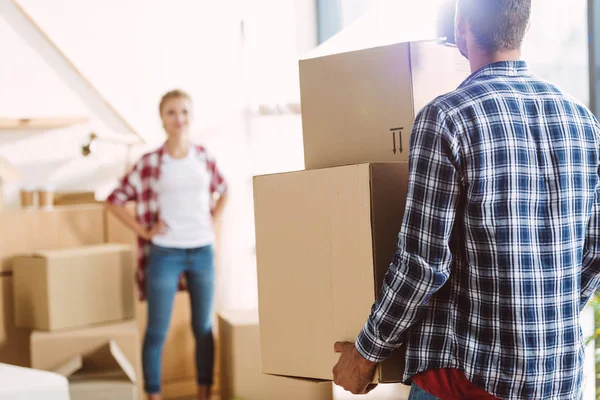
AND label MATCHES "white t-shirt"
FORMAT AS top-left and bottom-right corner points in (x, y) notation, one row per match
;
(152, 147), (214, 248)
